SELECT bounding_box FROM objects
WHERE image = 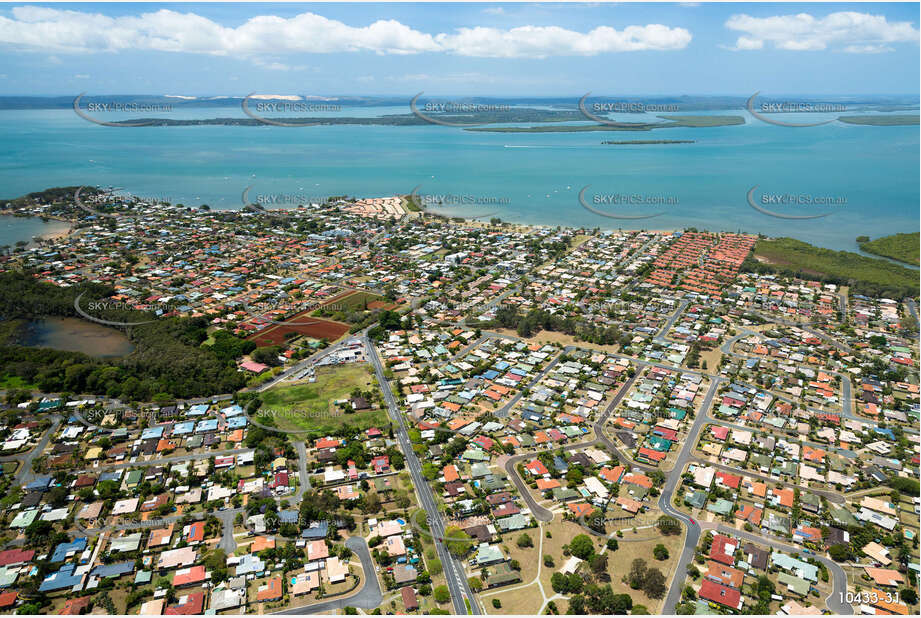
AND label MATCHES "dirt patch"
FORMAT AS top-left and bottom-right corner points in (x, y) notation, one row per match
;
(247, 314), (350, 346)
(491, 328), (618, 353)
